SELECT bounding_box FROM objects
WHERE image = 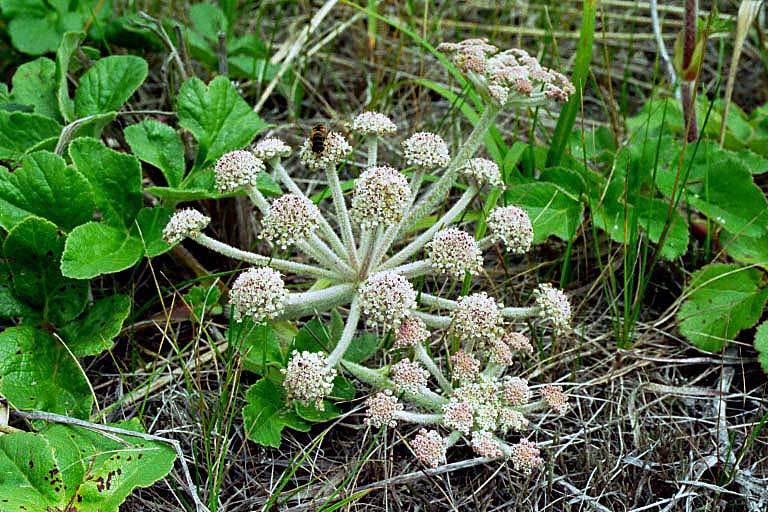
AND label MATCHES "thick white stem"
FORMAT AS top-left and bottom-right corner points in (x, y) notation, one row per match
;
(387, 259), (432, 279)
(273, 161), (348, 260)
(247, 187), (271, 215)
(341, 360), (447, 410)
(373, 168), (427, 266)
(381, 187), (477, 270)
(418, 293), (458, 311)
(414, 343), (452, 393)
(192, 234), (341, 279)
(501, 306), (539, 319)
(411, 310), (451, 329)
(300, 235), (355, 275)
(404, 104), (499, 230)
(327, 296), (361, 366)
(393, 410), (443, 424)
(282, 284), (356, 319)
(366, 136), (378, 167)
(325, 165), (359, 269)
